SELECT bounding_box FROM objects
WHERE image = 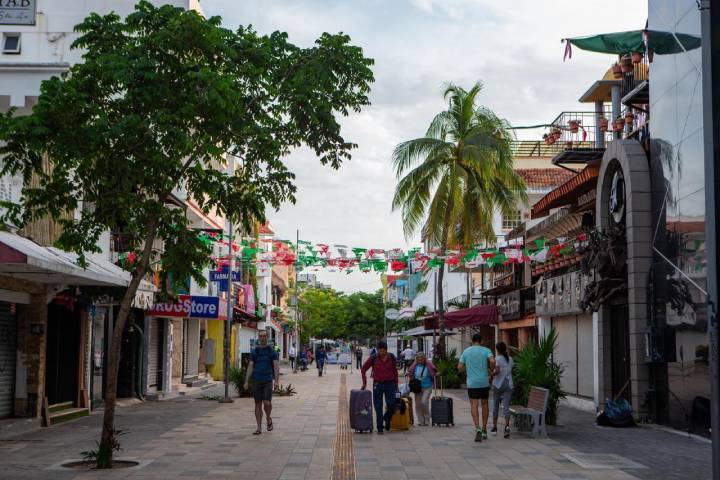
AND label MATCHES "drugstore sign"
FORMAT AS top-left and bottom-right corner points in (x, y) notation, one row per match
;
(146, 295), (219, 318)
